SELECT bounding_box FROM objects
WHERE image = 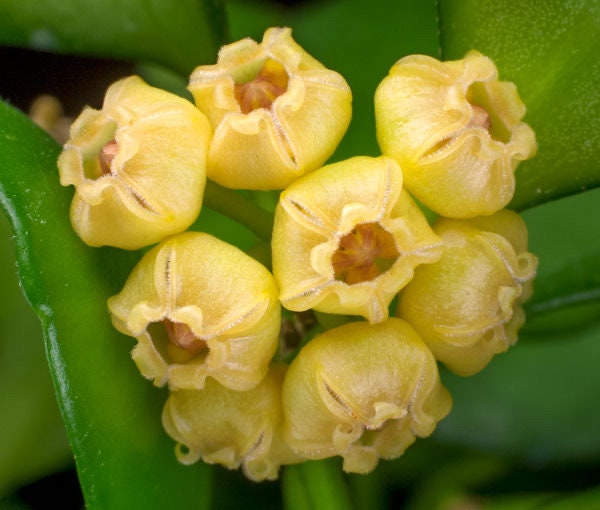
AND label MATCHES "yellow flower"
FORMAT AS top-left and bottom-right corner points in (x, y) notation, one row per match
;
(162, 364), (300, 481)
(375, 51), (537, 218)
(271, 156), (443, 324)
(58, 76), (211, 249)
(107, 232), (281, 391)
(397, 210), (538, 376)
(188, 27), (352, 190)
(281, 319), (452, 474)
